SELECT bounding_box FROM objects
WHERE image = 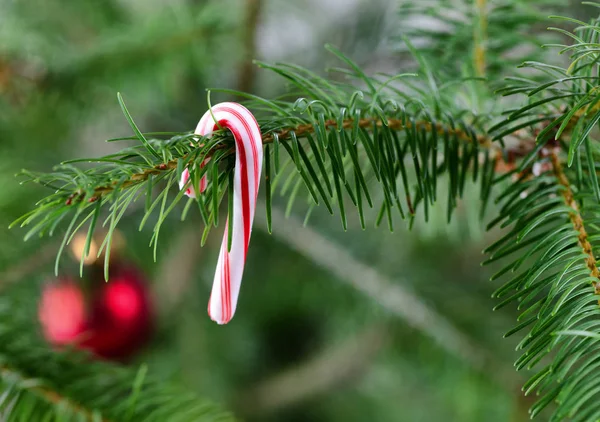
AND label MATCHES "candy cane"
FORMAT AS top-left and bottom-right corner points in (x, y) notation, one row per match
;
(179, 102), (263, 324)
